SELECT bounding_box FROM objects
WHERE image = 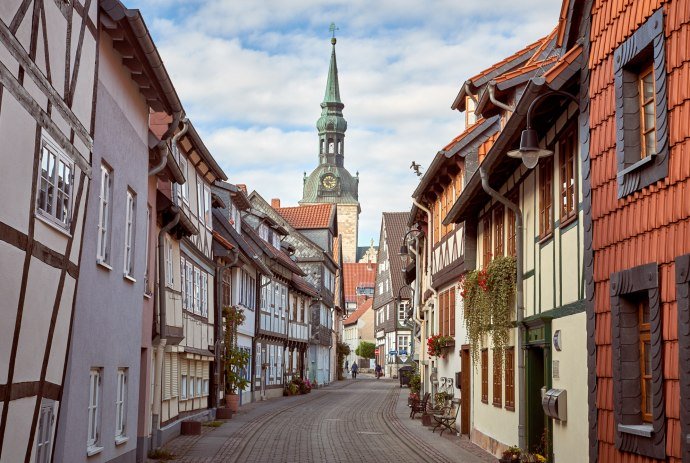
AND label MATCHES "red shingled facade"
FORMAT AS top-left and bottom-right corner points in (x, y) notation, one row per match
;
(589, 0), (690, 461)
